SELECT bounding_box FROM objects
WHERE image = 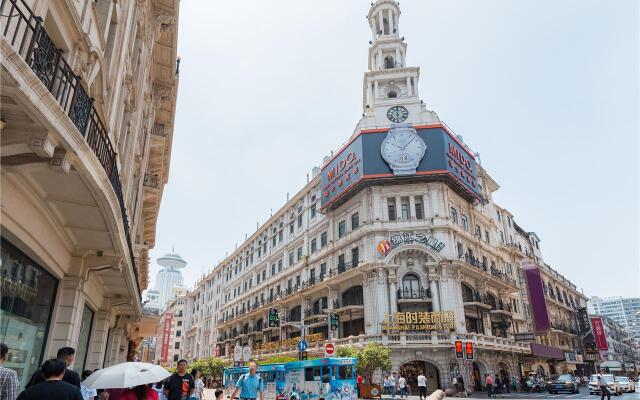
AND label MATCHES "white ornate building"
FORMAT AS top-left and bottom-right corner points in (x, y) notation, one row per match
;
(183, 0), (588, 392)
(0, 0), (180, 387)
